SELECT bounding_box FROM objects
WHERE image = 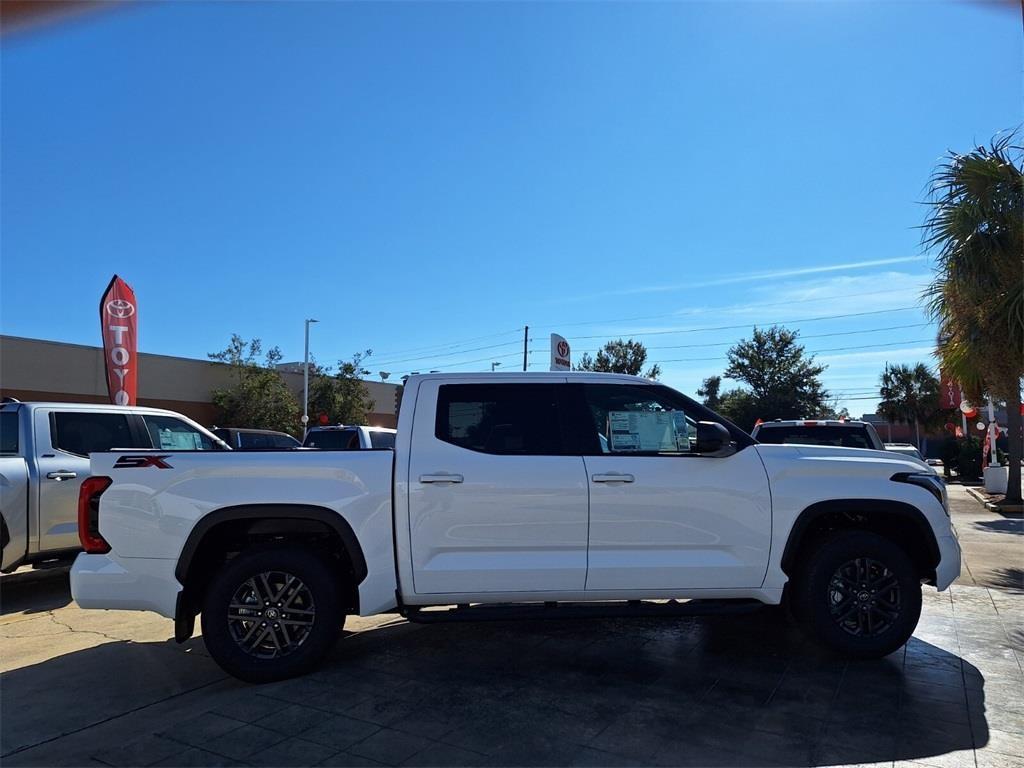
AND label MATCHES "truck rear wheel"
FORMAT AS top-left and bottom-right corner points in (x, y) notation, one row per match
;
(792, 530), (921, 658)
(201, 547), (344, 683)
